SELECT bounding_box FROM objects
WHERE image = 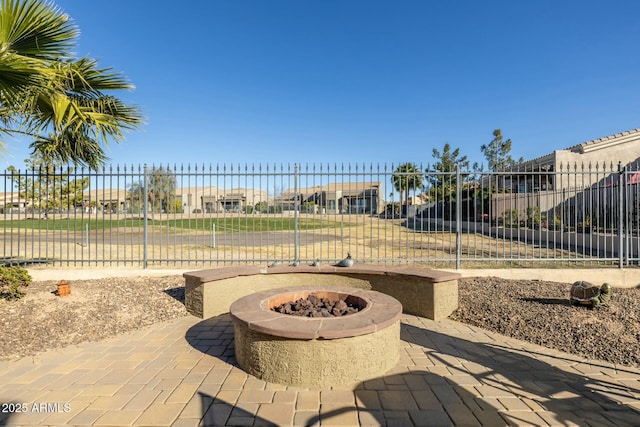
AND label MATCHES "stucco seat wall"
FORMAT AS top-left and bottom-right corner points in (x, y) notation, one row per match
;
(184, 265), (460, 320)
